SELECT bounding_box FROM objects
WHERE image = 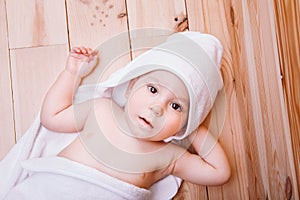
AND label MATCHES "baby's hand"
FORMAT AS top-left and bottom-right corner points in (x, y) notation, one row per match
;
(66, 47), (99, 78)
